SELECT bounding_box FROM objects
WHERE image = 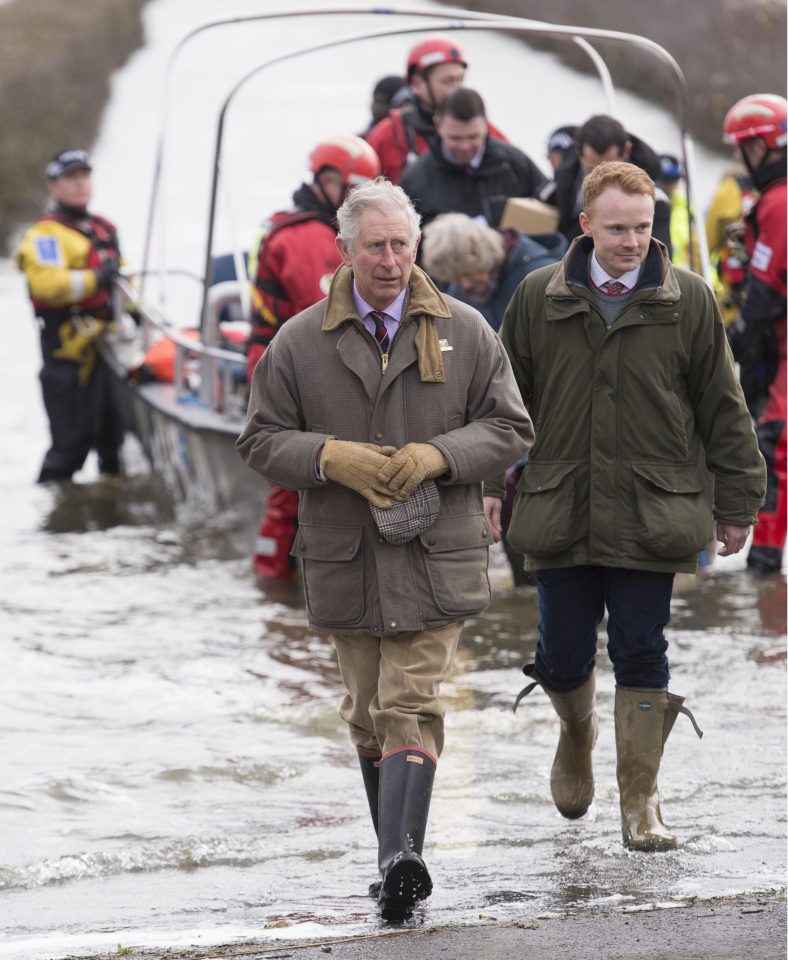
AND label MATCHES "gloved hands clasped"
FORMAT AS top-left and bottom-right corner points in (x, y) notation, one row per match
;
(320, 440), (449, 506)
(376, 442), (448, 498)
(320, 439), (398, 508)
